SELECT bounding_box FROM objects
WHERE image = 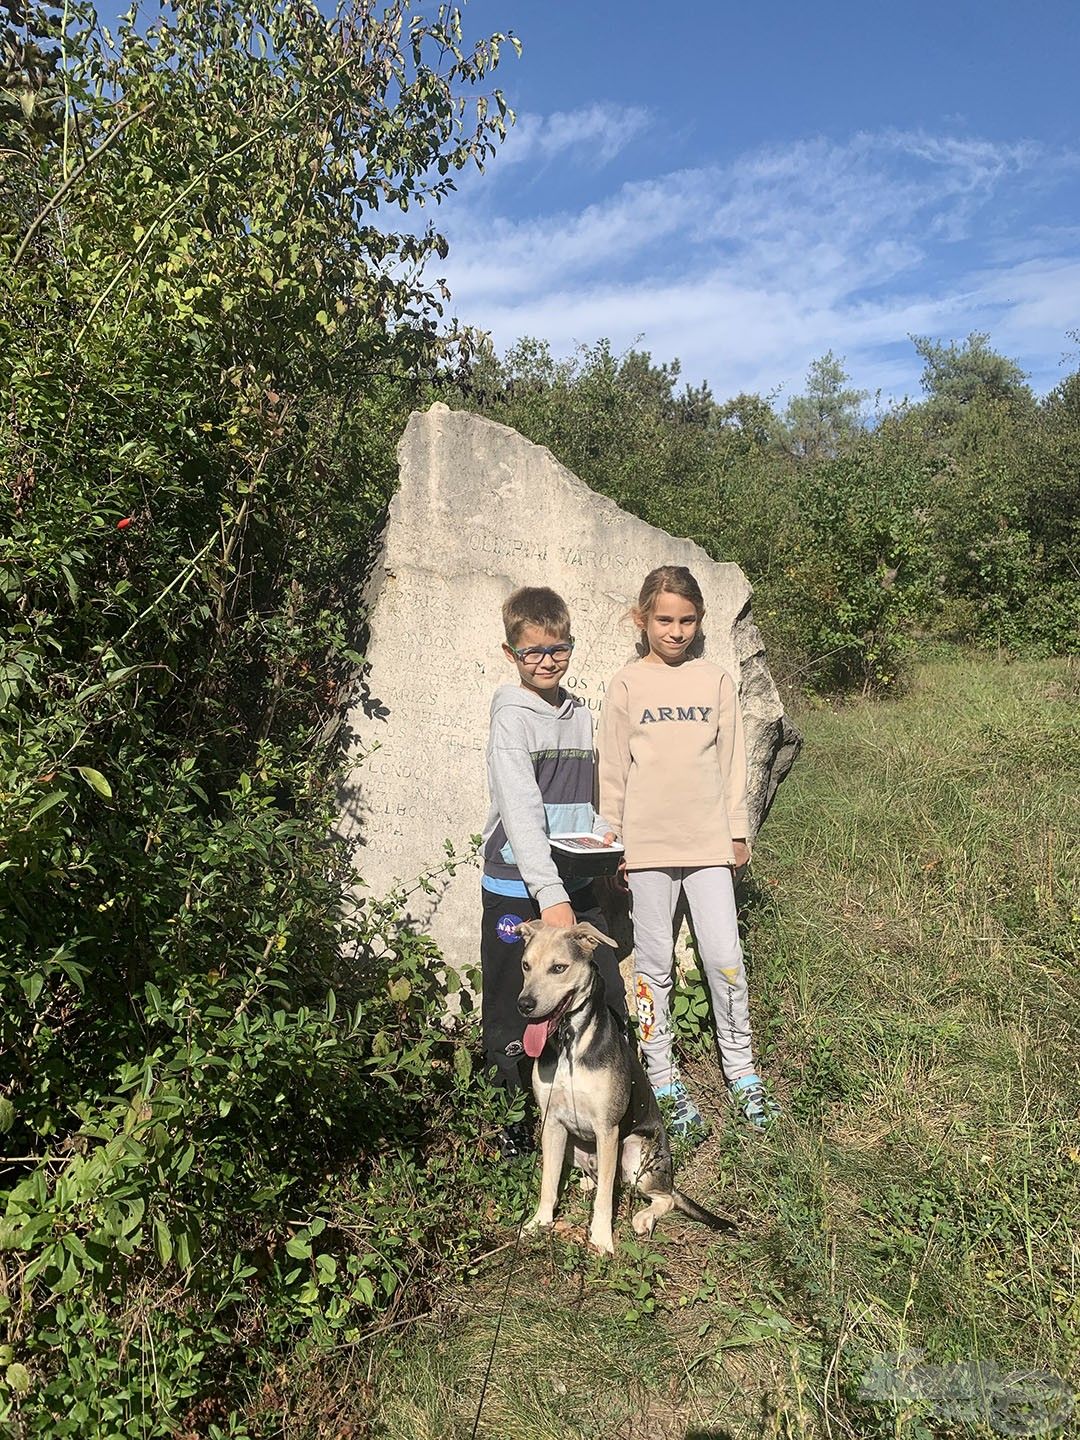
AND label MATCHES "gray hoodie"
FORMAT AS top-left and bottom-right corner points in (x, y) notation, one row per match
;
(481, 684), (609, 910)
